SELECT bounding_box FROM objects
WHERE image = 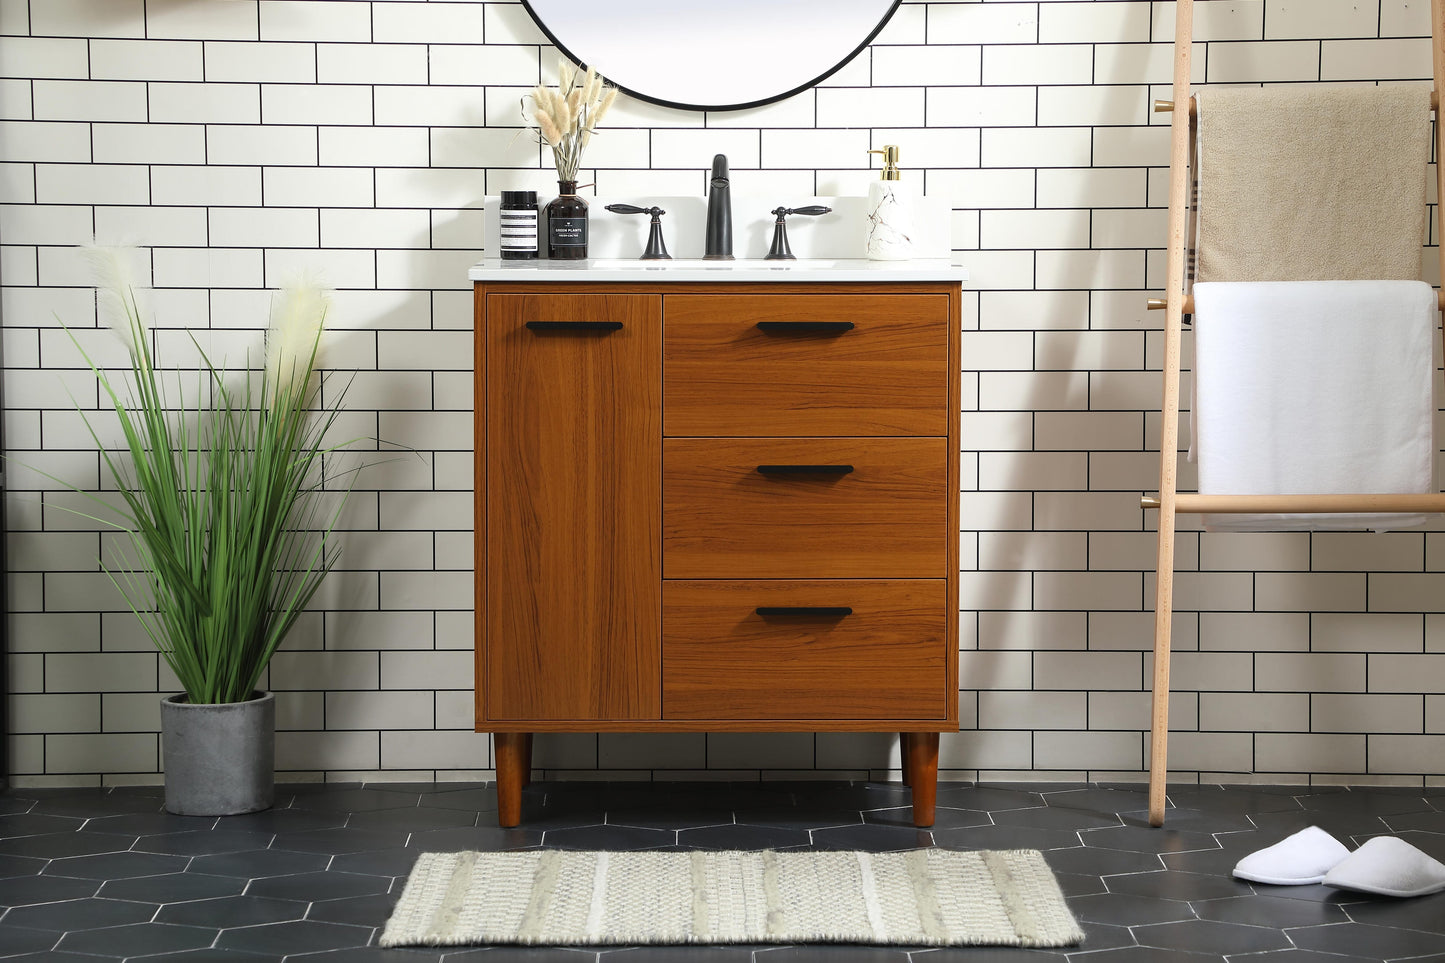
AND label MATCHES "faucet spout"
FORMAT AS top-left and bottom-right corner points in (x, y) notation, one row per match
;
(704, 154), (733, 260)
